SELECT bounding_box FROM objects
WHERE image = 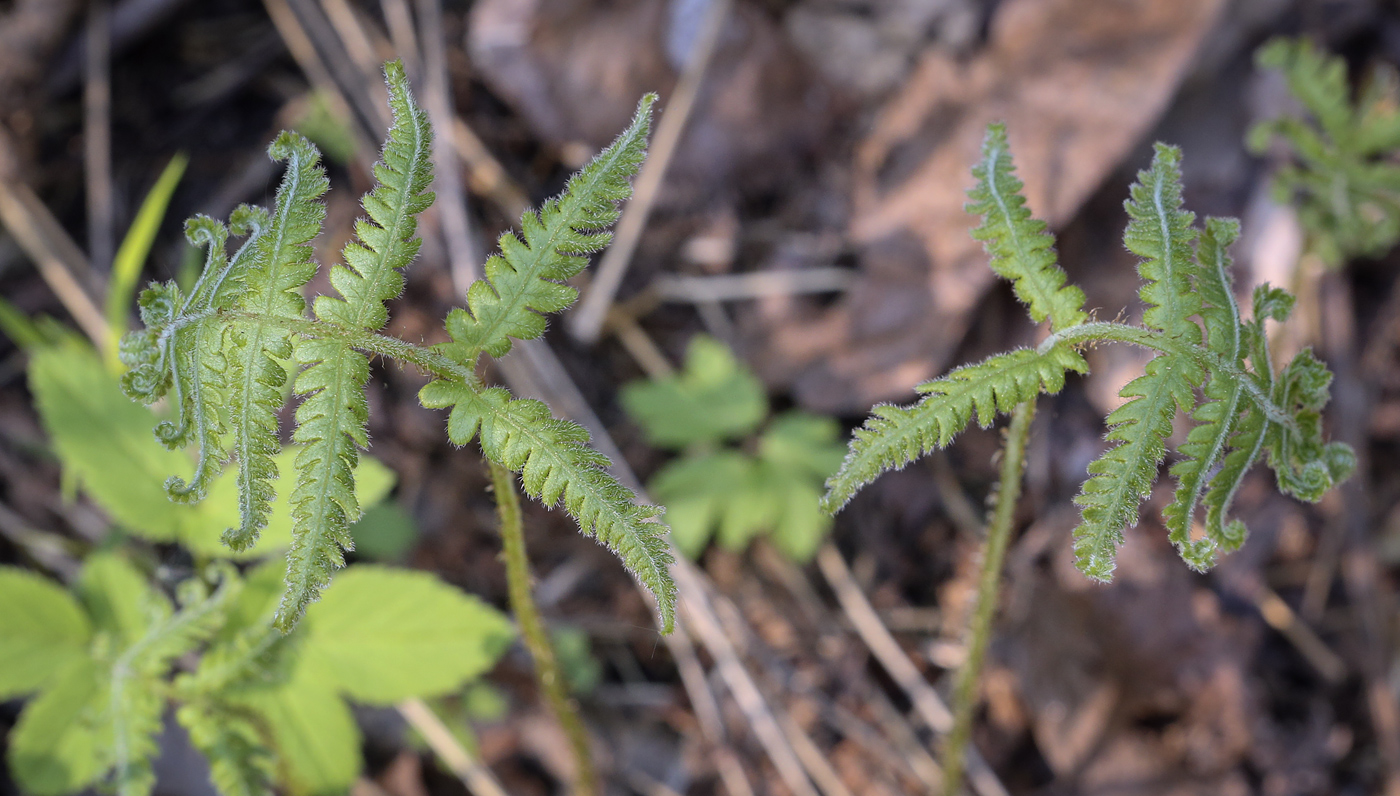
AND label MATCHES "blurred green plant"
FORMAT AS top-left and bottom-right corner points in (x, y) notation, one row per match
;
(622, 336), (845, 562)
(1250, 37), (1400, 266)
(2, 334), (512, 796)
(291, 91), (357, 167)
(1, 556), (511, 796)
